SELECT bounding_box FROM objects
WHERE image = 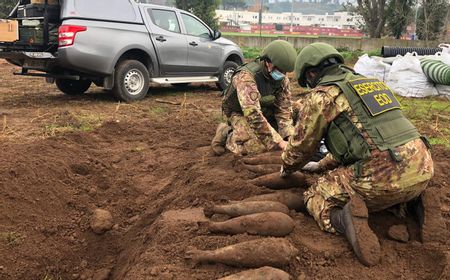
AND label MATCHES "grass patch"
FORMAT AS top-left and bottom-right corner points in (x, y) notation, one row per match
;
(399, 96), (450, 149)
(0, 231), (23, 246)
(242, 47), (262, 59)
(429, 137), (449, 147)
(148, 106), (169, 117)
(399, 96), (450, 120)
(43, 112), (103, 136)
(338, 47), (381, 64)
